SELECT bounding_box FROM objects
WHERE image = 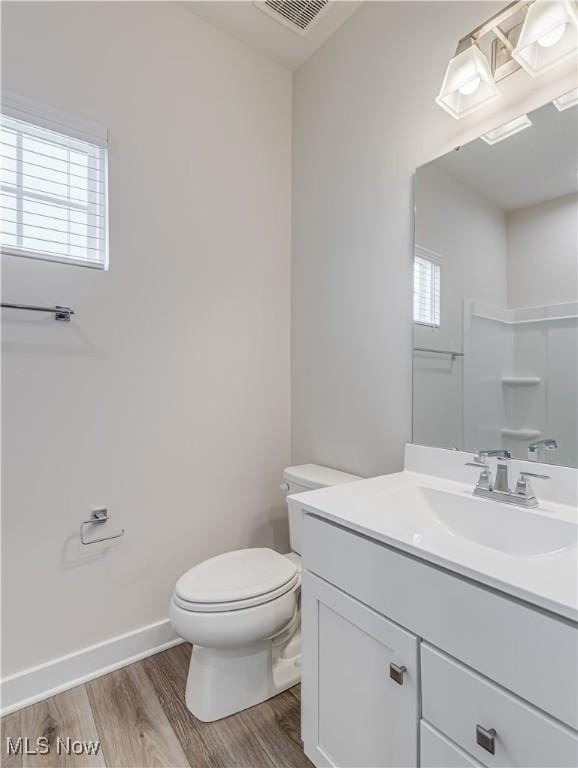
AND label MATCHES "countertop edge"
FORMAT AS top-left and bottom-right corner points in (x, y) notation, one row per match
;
(298, 501), (578, 625)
